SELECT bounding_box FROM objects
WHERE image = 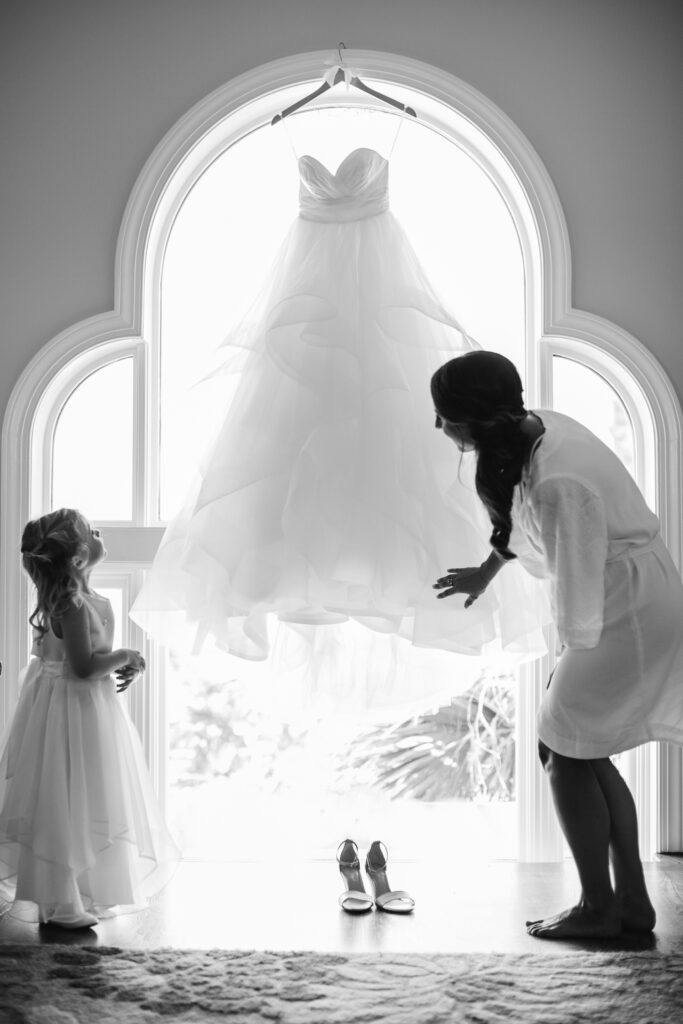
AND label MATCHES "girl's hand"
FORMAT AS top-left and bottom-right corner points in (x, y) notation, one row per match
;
(114, 665), (138, 693)
(433, 566), (489, 608)
(114, 649), (146, 689)
(114, 651), (145, 694)
(121, 648), (146, 673)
